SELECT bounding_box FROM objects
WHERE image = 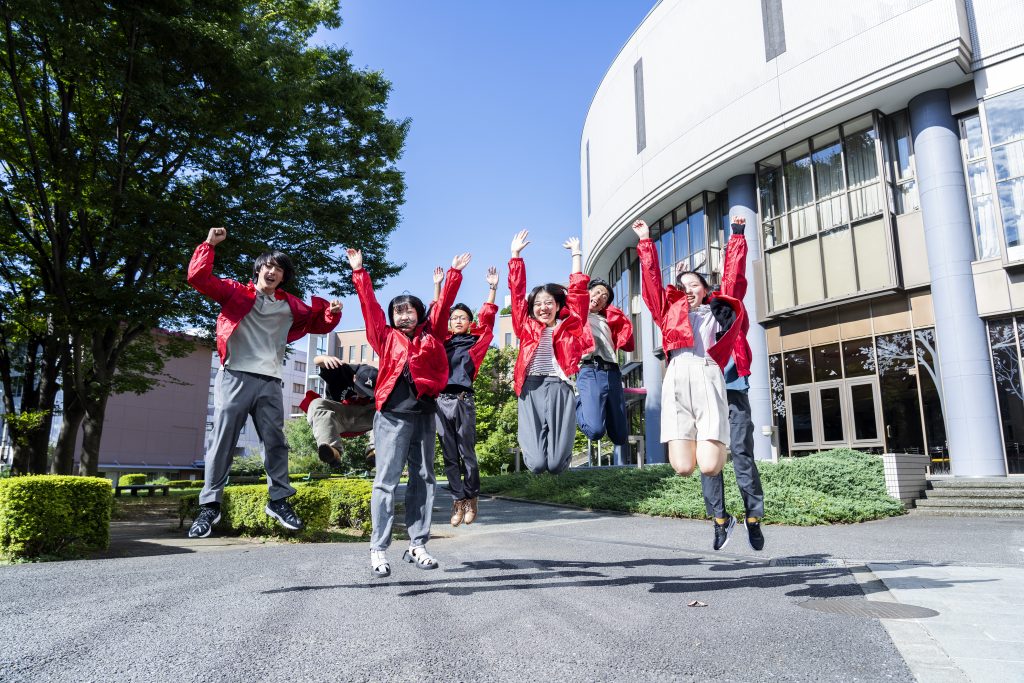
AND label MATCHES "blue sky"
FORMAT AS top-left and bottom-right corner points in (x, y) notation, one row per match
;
(312, 1), (655, 329)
